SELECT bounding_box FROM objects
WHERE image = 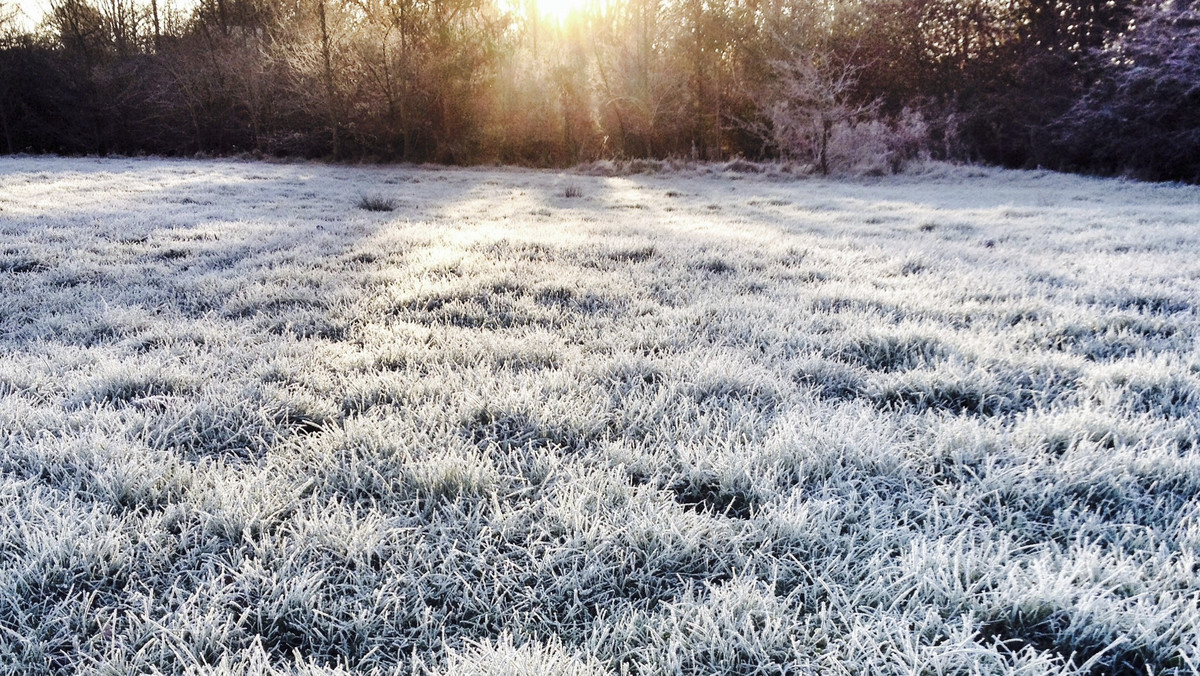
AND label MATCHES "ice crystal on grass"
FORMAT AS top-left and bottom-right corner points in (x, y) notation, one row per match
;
(1, 157), (1198, 676)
